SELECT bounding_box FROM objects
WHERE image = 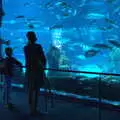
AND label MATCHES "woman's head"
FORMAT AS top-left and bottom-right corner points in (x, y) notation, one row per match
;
(26, 31), (37, 44)
(5, 47), (13, 57)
